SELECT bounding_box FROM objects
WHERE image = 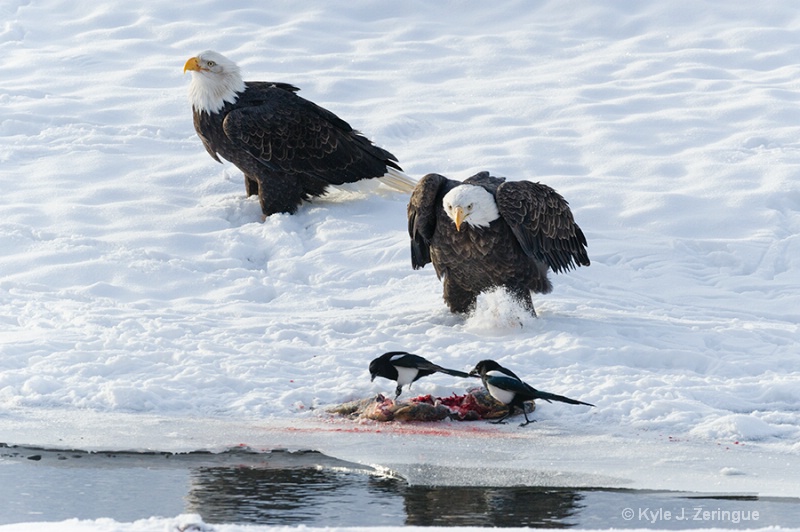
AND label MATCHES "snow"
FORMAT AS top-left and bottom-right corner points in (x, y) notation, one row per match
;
(2, 0), (800, 530)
